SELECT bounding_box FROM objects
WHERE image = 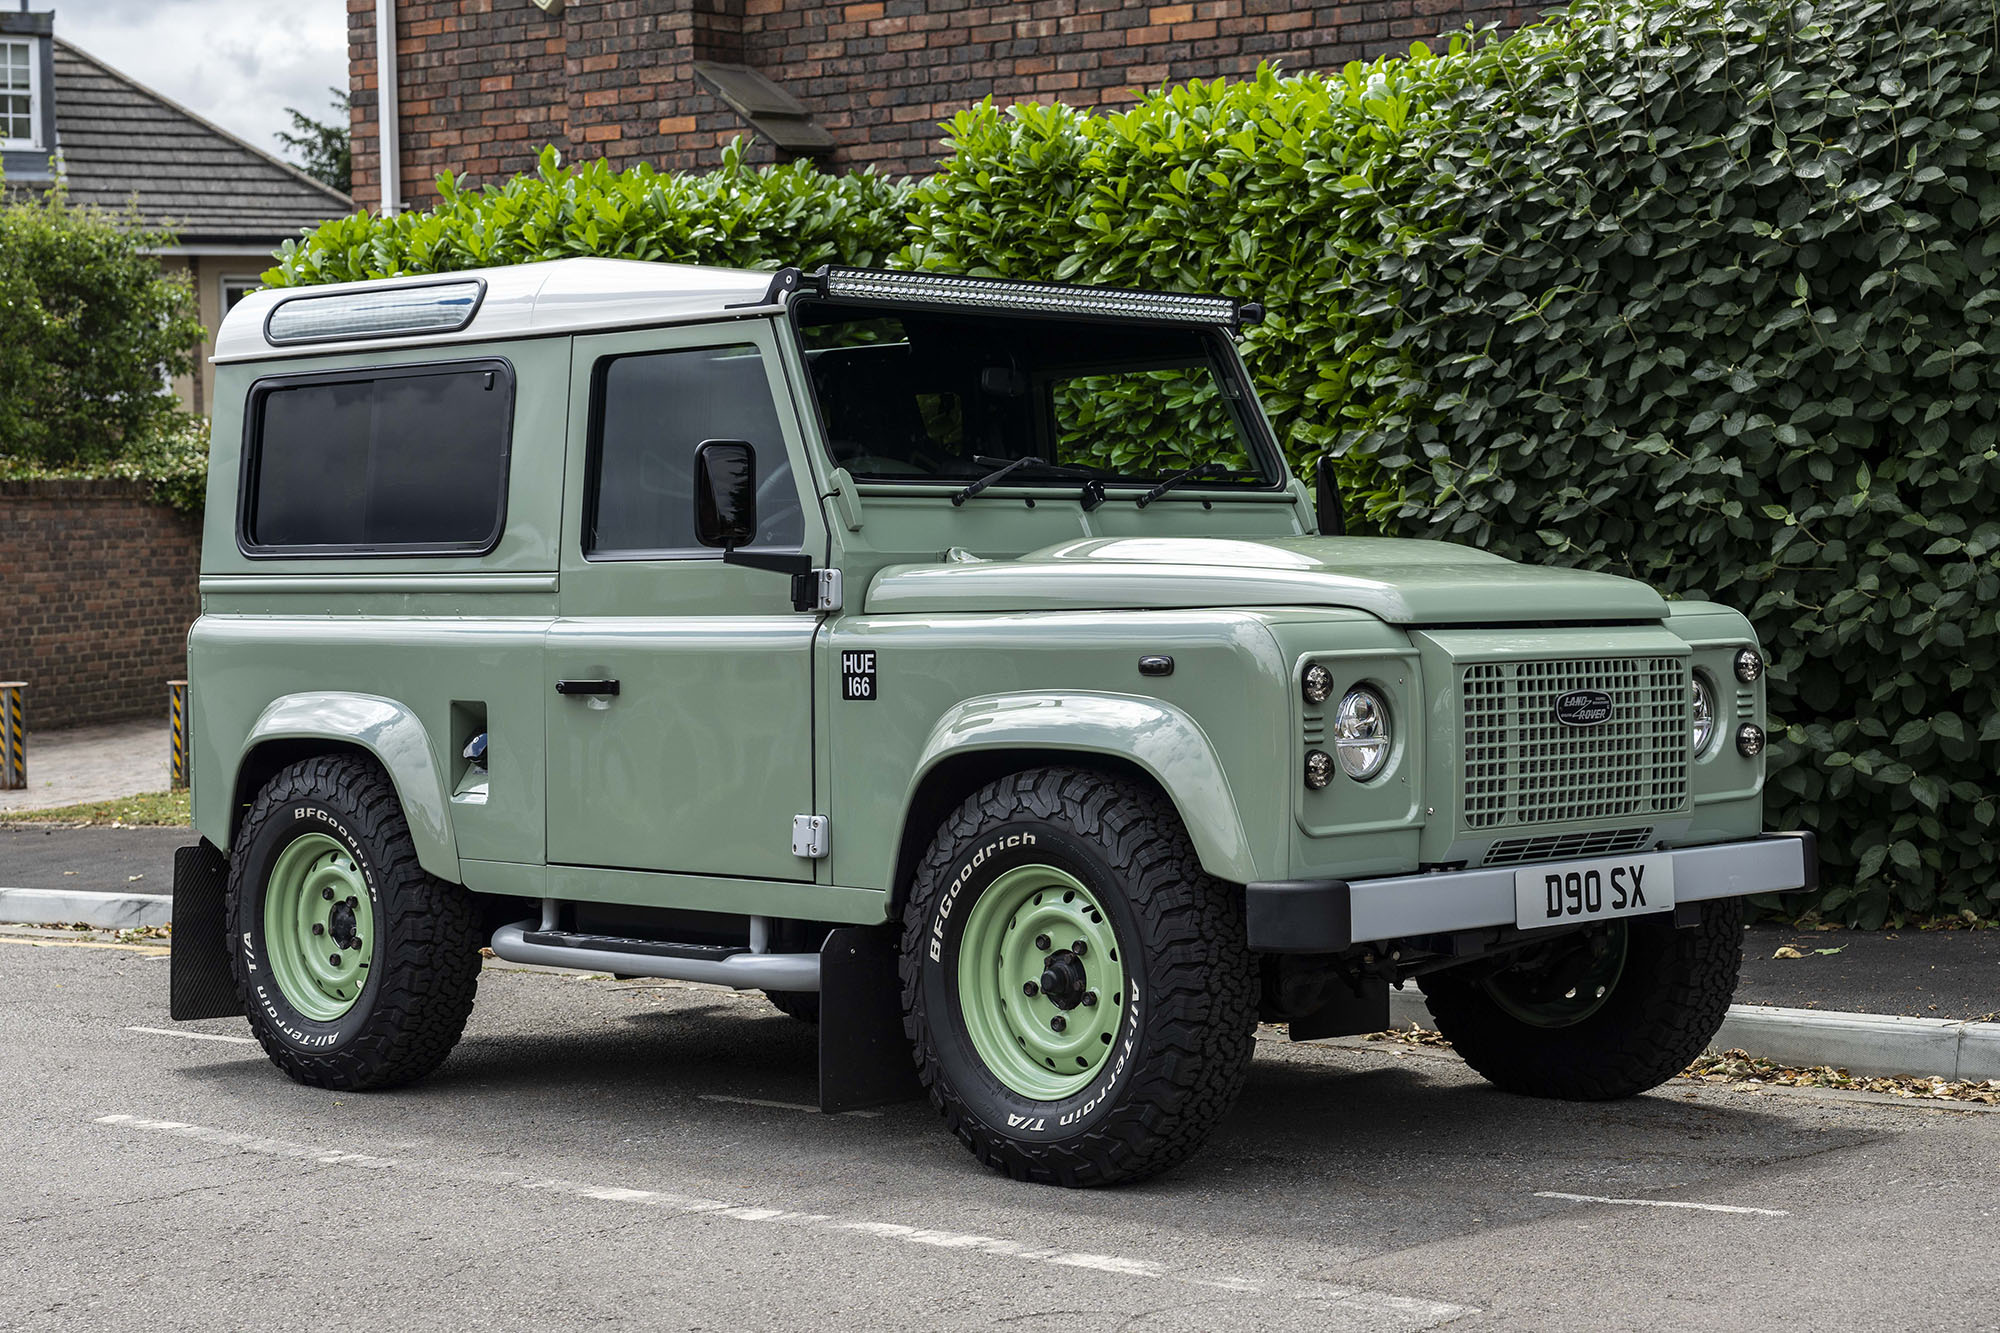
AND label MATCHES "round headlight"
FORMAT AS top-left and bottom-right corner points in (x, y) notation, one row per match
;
(1691, 673), (1717, 755)
(1303, 749), (1334, 790)
(1302, 662), (1335, 706)
(1333, 686), (1392, 781)
(1734, 647), (1764, 683)
(1736, 723), (1766, 758)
